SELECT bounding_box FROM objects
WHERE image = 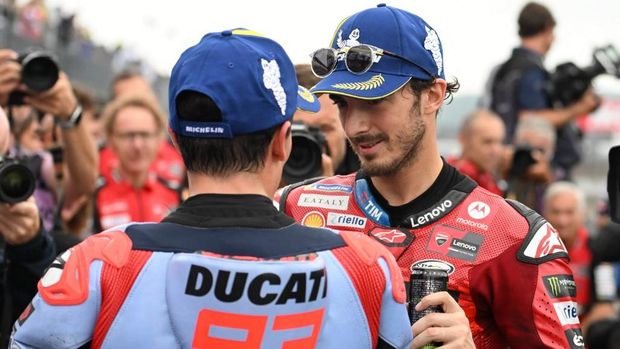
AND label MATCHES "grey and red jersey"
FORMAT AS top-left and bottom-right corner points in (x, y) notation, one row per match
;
(278, 172), (584, 349)
(11, 195), (413, 349)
